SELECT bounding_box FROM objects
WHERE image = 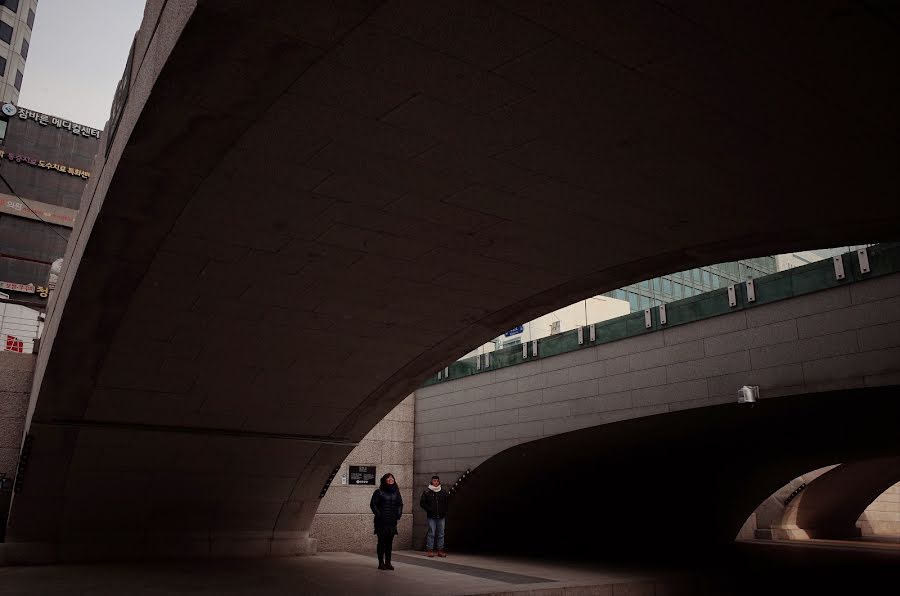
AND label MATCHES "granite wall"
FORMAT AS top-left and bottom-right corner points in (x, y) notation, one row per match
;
(0, 352), (34, 481)
(310, 395), (414, 552)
